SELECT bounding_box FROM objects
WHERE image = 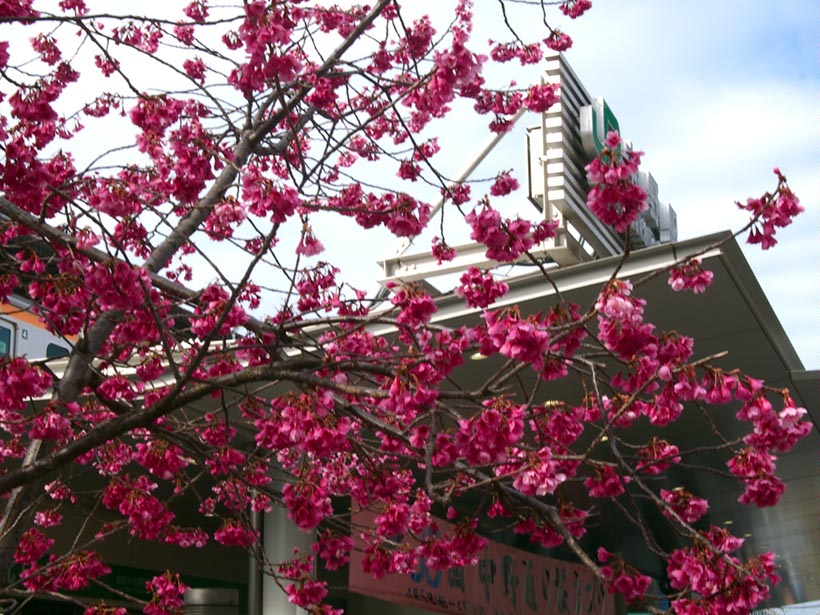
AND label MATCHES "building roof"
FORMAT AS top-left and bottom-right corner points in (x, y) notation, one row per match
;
(33, 230), (817, 608)
(426, 230), (818, 607)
